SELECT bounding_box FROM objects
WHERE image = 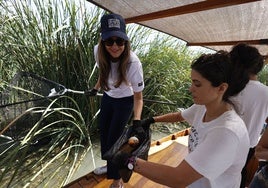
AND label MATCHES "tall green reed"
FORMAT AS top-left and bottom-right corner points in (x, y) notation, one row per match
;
(0, 96), (94, 187)
(0, 0), (103, 131)
(259, 64), (268, 85)
(137, 33), (199, 116)
(0, 0), (102, 186)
